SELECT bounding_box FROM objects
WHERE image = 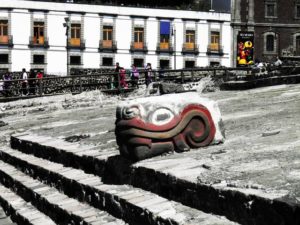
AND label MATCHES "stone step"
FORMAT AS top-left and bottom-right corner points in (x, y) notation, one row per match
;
(0, 184), (56, 225)
(10, 133), (118, 178)
(0, 160), (126, 225)
(10, 133), (300, 225)
(0, 203), (17, 225)
(0, 147), (238, 225)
